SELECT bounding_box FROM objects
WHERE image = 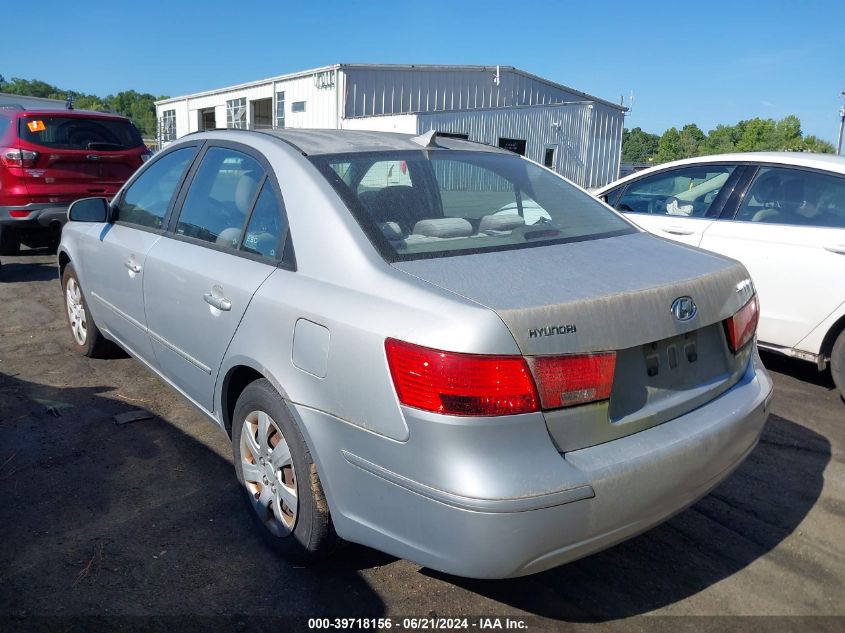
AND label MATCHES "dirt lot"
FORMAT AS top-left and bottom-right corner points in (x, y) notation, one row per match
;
(1, 249), (843, 632)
